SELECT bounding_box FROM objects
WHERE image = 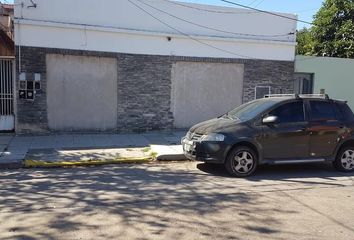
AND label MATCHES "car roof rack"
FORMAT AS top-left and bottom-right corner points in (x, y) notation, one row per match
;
(264, 94), (301, 99)
(298, 94), (330, 100)
(264, 94), (330, 100)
